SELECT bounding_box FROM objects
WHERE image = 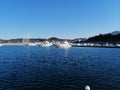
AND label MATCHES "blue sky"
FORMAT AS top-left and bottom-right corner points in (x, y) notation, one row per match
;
(0, 0), (120, 39)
